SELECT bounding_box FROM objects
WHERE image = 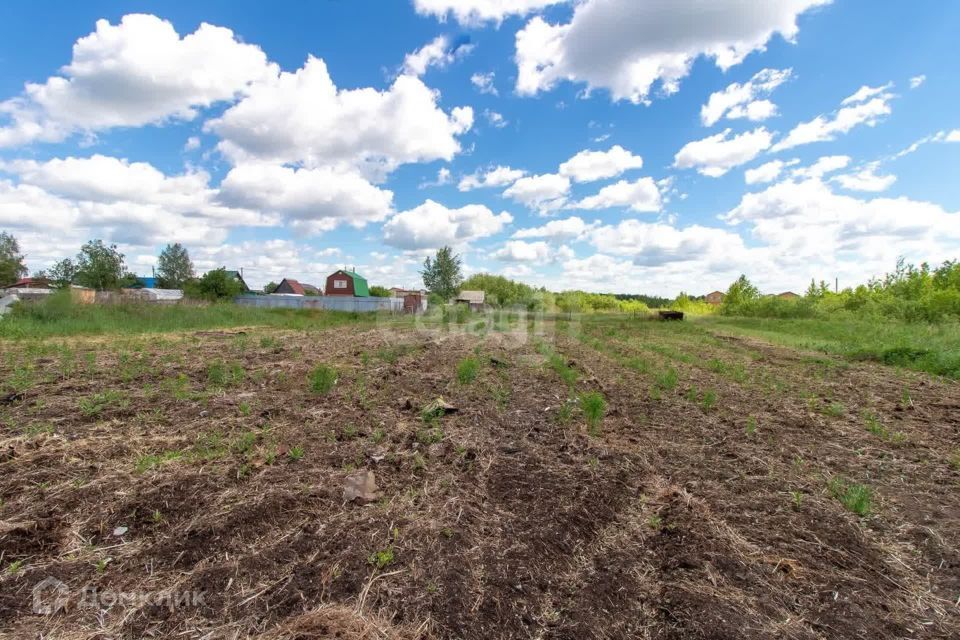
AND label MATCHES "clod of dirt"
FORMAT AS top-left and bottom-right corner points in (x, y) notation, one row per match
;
(343, 470), (380, 503)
